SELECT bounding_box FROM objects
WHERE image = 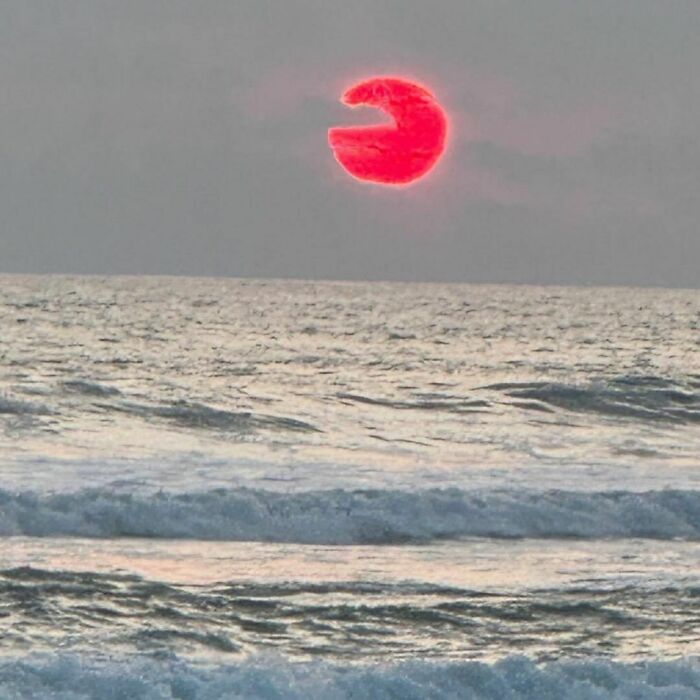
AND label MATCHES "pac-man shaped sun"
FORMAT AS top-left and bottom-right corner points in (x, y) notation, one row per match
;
(328, 76), (448, 187)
